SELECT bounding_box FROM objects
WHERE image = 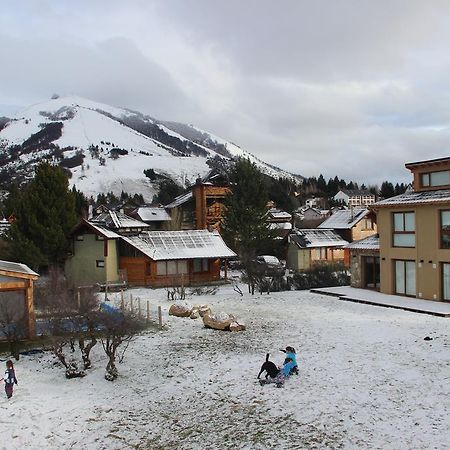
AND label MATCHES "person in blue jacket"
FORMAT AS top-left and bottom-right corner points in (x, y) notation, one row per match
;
(1, 360), (18, 399)
(280, 346), (299, 375)
(260, 357), (295, 388)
